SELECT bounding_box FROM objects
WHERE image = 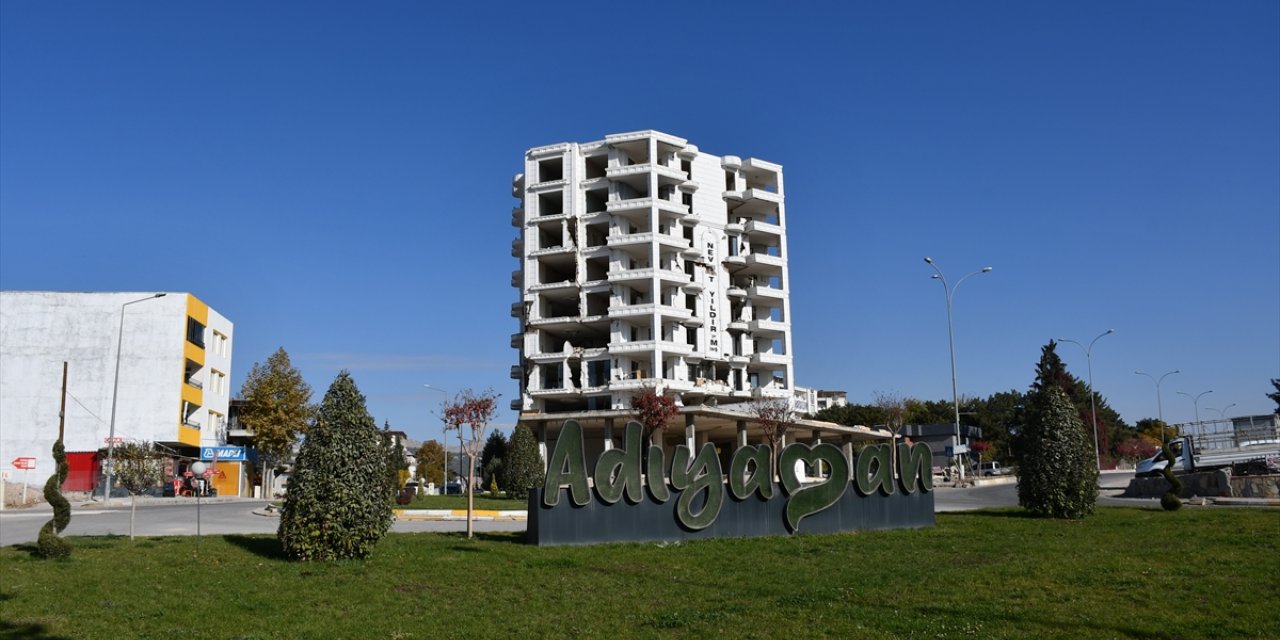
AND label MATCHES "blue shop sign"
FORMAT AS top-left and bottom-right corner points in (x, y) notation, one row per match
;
(201, 446), (245, 461)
